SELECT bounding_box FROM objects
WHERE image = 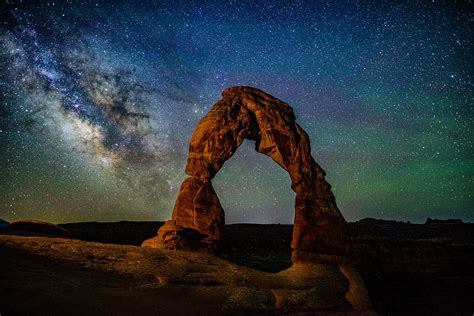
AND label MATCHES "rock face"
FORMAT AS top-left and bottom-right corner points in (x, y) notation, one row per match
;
(143, 86), (352, 262)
